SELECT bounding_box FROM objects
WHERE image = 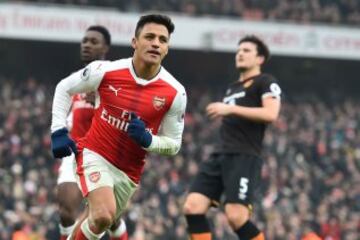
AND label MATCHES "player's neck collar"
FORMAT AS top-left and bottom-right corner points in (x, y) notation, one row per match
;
(239, 74), (261, 84)
(130, 59), (162, 86)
